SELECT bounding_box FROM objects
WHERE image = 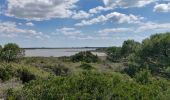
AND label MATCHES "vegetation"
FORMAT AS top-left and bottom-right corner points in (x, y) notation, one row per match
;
(71, 51), (99, 63)
(1, 32), (170, 99)
(9, 71), (170, 100)
(0, 64), (16, 81)
(124, 33), (170, 77)
(107, 46), (122, 62)
(121, 40), (141, 58)
(0, 43), (24, 62)
(79, 63), (94, 70)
